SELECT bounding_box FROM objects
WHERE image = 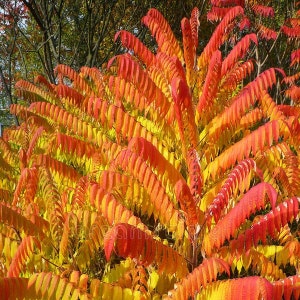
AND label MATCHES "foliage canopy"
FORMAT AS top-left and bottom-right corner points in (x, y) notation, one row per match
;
(0, 1), (300, 299)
